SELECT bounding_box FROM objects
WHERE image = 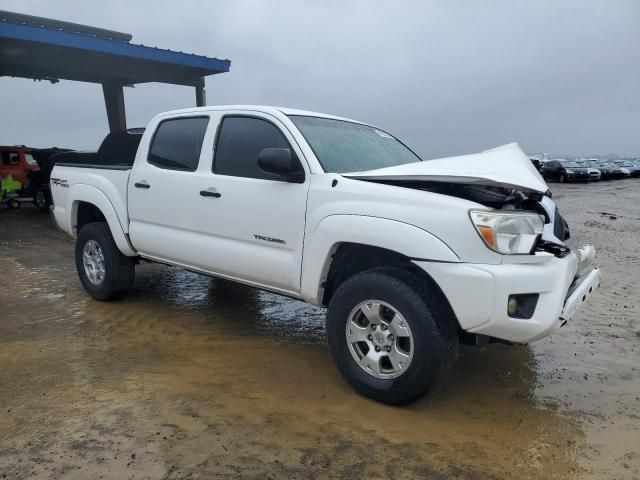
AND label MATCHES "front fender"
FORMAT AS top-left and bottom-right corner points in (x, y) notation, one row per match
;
(67, 184), (136, 257)
(300, 214), (459, 304)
